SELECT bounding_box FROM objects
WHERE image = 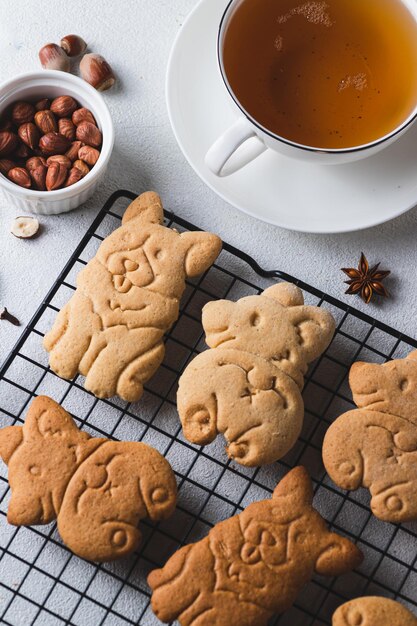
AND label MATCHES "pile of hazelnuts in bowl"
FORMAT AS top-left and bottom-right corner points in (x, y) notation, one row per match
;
(0, 95), (102, 191)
